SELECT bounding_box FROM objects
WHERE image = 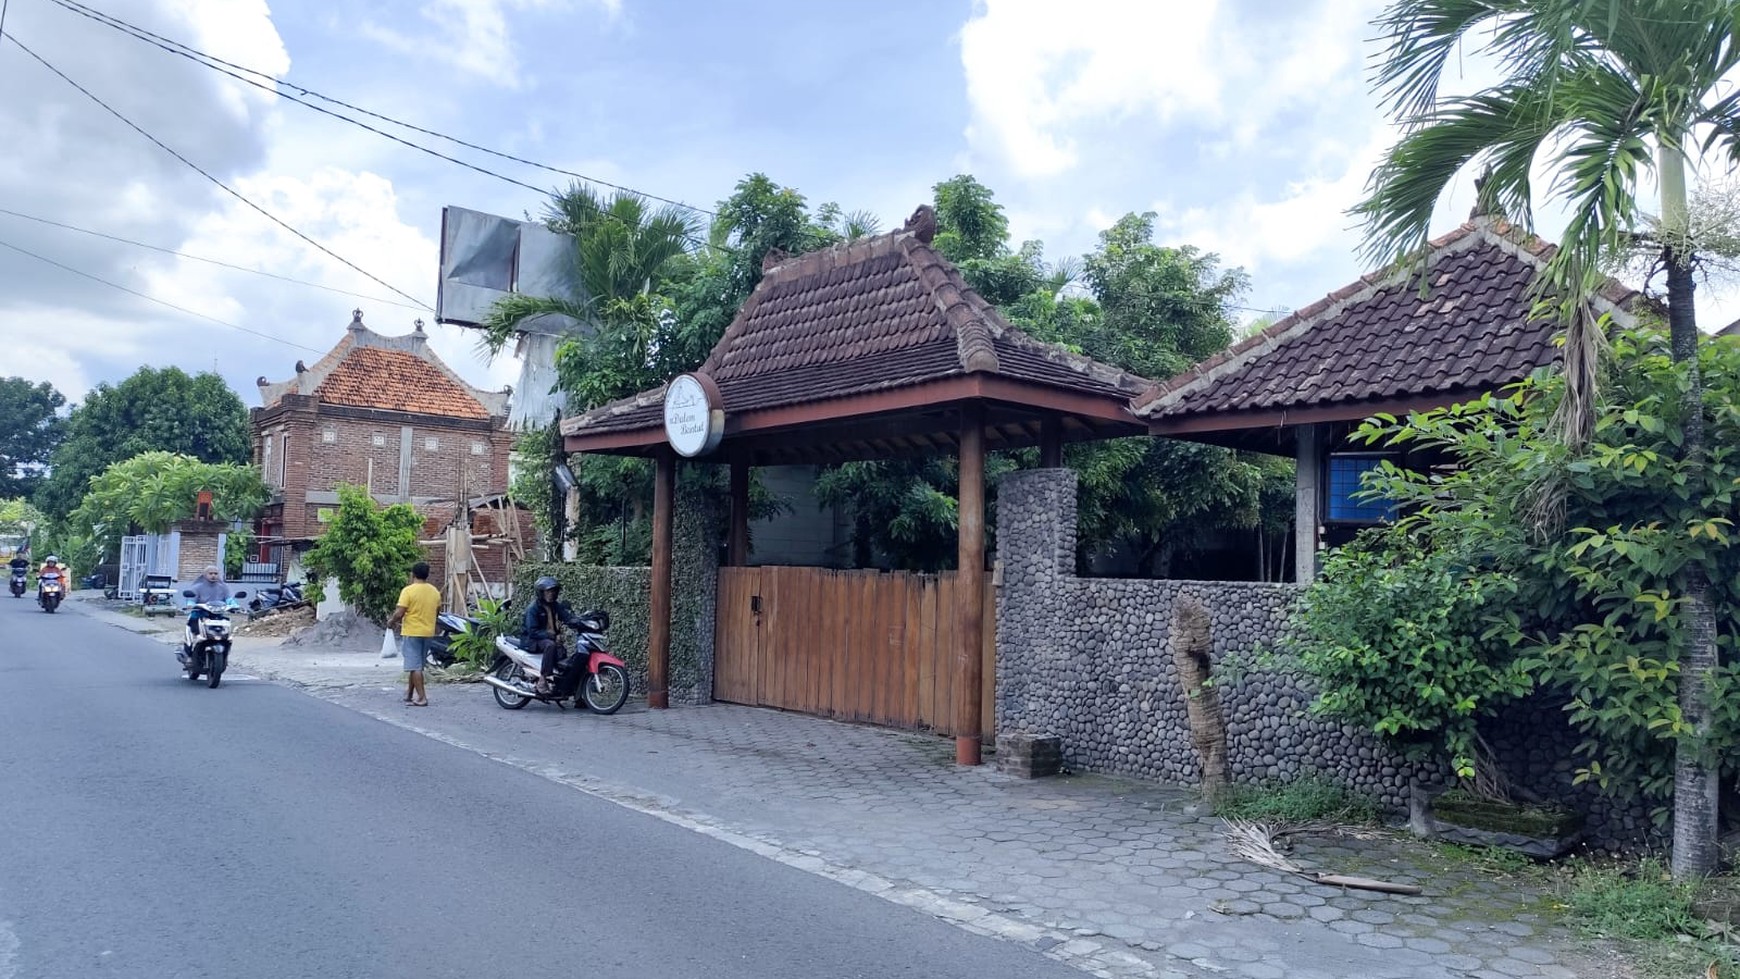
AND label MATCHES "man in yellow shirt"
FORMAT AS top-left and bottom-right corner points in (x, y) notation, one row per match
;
(386, 562), (441, 707)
